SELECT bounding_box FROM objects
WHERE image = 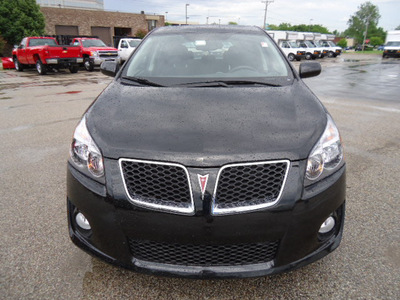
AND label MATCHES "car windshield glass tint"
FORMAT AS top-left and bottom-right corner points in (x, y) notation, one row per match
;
(29, 39), (58, 46)
(82, 39), (107, 47)
(128, 40), (141, 47)
(124, 31), (292, 86)
(289, 42), (299, 48)
(386, 41), (400, 46)
(328, 41), (337, 47)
